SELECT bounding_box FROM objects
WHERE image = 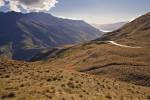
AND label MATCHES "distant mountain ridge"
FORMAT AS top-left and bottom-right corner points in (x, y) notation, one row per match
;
(0, 12), (102, 60)
(93, 22), (128, 32)
(30, 13), (150, 62)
